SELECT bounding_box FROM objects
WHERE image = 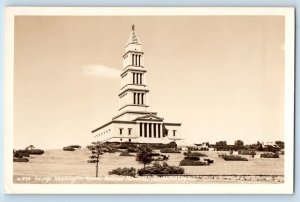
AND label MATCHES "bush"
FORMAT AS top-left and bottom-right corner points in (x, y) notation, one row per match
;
(151, 152), (160, 156)
(119, 143), (138, 149)
(145, 142), (177, 149)
(219, 154), (248, 161)
(260, 152), (279, 158)
(184, 156), (200, 161)
(13, 150), (30, 159)
(28, 149), (44, 155)
(86, 144), (118, 153)
(137, 162), (184, 175)
(119, 151), (135, 156)
(109, 167), (136, 177)
(13, 158), (29, 162)
(63, 145), (82, 151)
(160, 148), (180, 153)
(184, 151), (207, 157)
(127, 147), (138, 153)
(204, 158), (214, 164)
(63, 146), (75, 151)
(179, 159), (208, 166)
